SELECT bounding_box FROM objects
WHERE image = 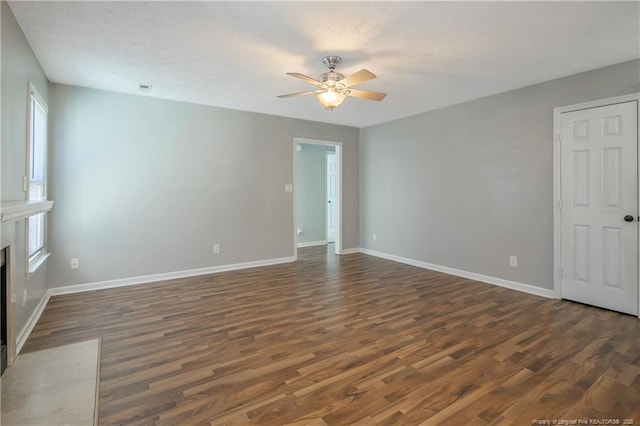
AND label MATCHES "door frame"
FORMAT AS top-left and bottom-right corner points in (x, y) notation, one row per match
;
(553, 92), (640, 318)
(293, 137), (343, 257)
(325, 150), (337, 243)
